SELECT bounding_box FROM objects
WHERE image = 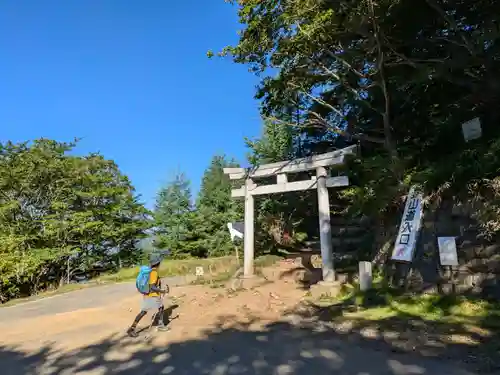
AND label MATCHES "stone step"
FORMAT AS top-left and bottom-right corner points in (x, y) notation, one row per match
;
(331, 236), (367, 246)
(330, 225), (365, 236)
(330, 215), (370, 225)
